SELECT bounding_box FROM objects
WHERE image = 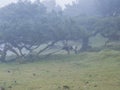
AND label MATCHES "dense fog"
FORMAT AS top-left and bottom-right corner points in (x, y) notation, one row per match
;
(0, 0), (120, 62)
